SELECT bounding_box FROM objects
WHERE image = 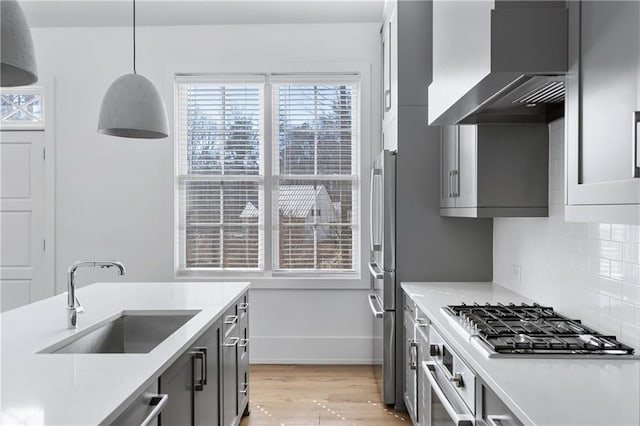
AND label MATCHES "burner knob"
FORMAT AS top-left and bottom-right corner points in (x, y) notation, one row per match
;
(429, 344), (440, 357)
(449, 372), (464, 388)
